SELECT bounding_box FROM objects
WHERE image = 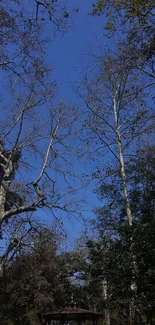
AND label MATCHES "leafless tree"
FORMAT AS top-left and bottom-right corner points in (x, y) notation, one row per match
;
(0, 0), (83, 268)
